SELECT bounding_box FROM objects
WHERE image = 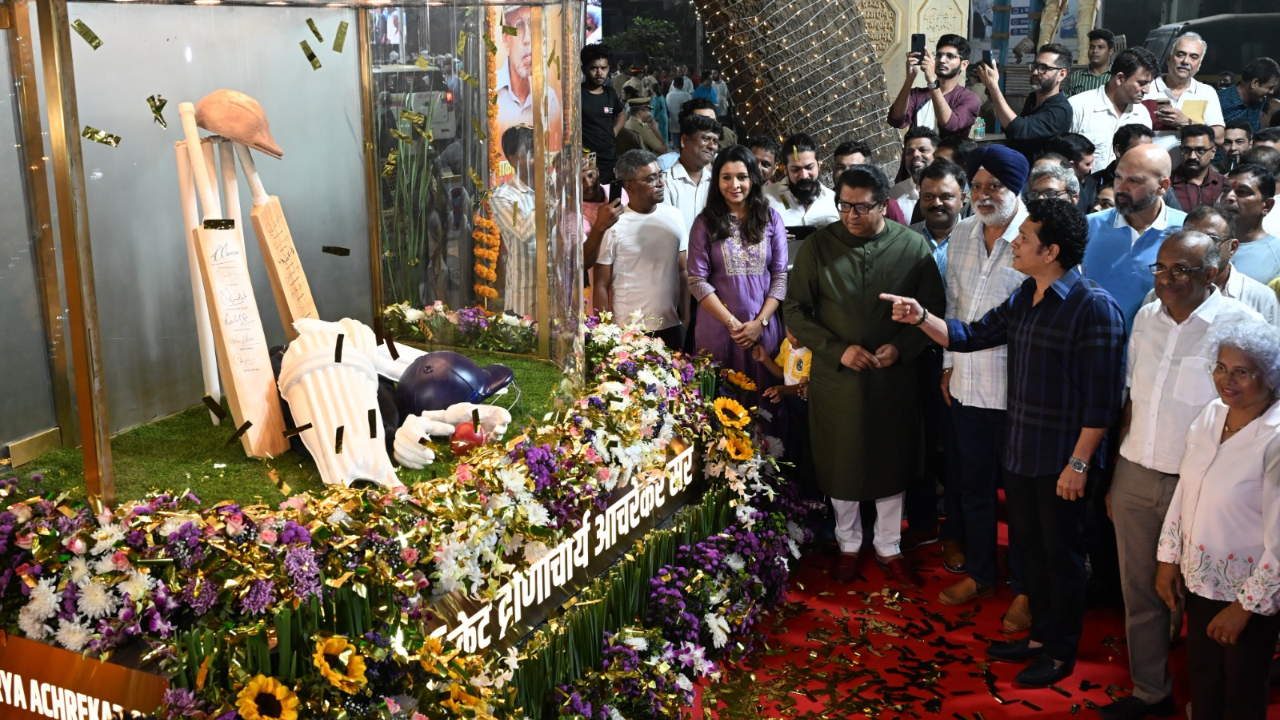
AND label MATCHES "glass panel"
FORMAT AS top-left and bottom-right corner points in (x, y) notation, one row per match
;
(0, 23), (59, 446)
